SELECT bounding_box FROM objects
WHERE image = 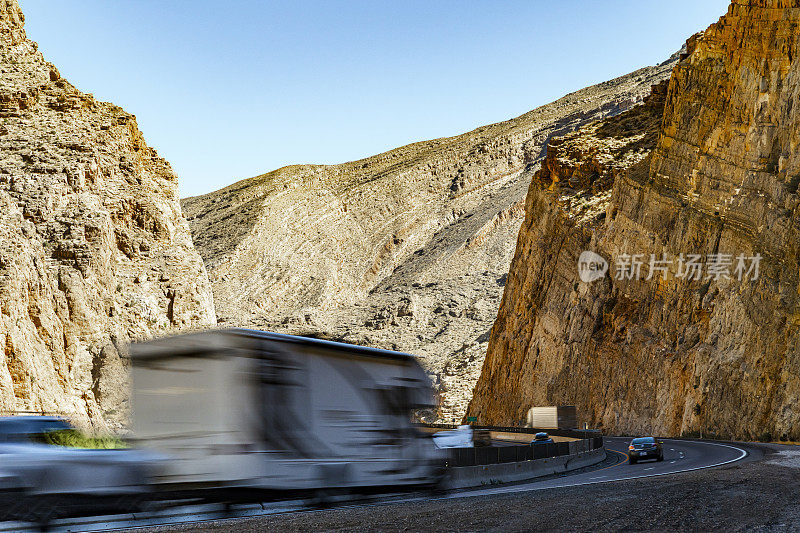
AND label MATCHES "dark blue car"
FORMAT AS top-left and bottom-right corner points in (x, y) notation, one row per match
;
(531, 432), (554, 444)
